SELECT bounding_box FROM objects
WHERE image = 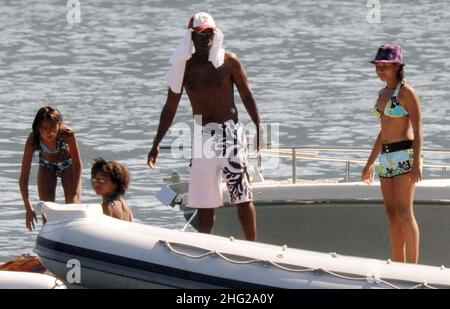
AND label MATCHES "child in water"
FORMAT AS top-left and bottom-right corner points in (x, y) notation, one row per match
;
(91, 157), (133, 222)
(19, 106), (83, 231)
